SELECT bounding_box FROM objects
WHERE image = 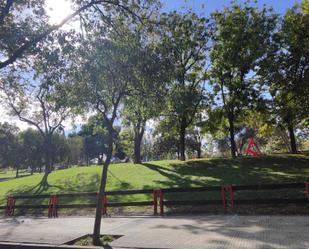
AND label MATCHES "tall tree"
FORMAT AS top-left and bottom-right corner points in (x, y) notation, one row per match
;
(153, 115), (180, 158)
(122, 40), (169, 163)
(1, 32), (76, 174)
(0, 122), (19, 170)
(66, 135), (84, 166)
(72, 26), (142, 244)
(70, 1), (161, 243)
(18, 129), (44, 174)
(209, 2), (277, 157)
(258, 3), (309, 154)
(187, 126), (204, 158)
(160, 11), (209, 161)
